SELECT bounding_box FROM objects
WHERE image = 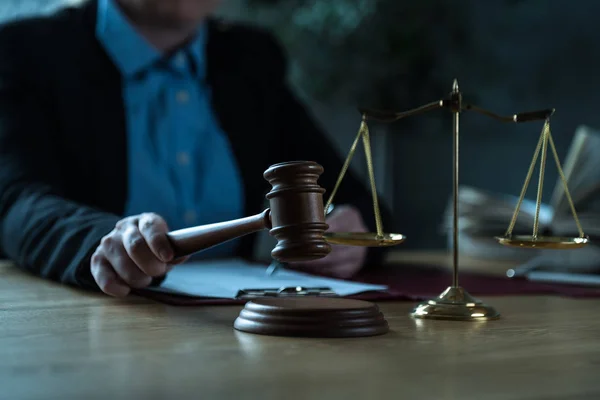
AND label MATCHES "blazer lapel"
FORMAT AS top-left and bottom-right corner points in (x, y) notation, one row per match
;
(205, 19), (276, 257)
(74, 0), (129, 213)
(68, 6), (271, 230)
